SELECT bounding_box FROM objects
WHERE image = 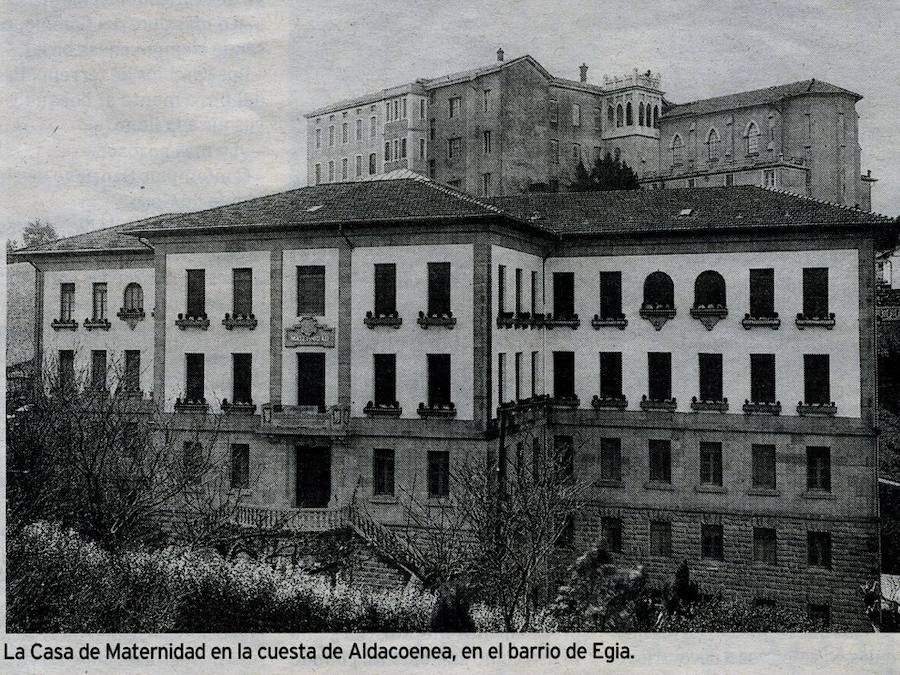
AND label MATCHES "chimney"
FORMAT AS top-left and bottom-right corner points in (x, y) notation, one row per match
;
(497, 47), (504, 62)
(579, 63), (588, 83)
